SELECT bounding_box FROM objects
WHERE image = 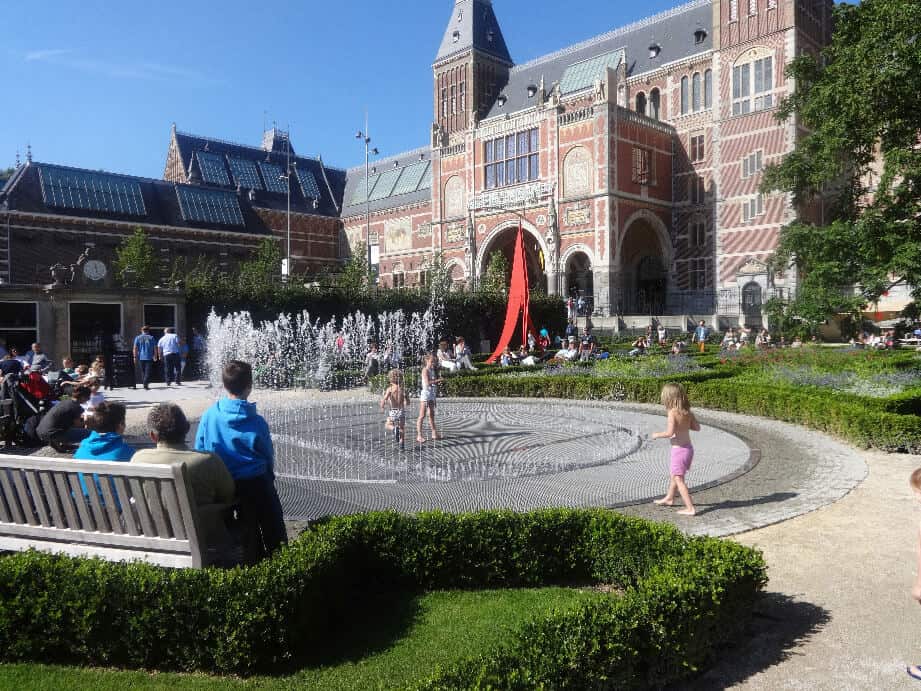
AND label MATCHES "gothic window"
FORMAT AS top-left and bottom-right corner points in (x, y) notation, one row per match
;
(563, 146), (592, 198)
(451, 85), (457, 115)
(692, 72), (701, 112)
(689, 258), (711, 289)
(690, 134), (705, 162)
(680, 76), (689, 115)
(690, 176), (706, 205)
(649, 88), (661, 120)
(733, 50), (774, 116)
(632, 147), (654, 185)
(441, 88), (448, 119)
(689, 215), (707, 248)
(635, 92), (647, 115)
(460, 81), (466, 113)
(484, 128), (540, 189)
(444, 176), (465, 218)
(730, 0), (739, 21)
(704, 69), (713, 109)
